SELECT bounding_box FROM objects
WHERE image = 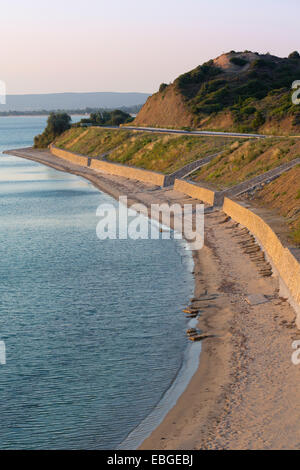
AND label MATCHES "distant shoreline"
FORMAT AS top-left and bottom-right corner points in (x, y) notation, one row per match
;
(0, 113), (87, 118)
